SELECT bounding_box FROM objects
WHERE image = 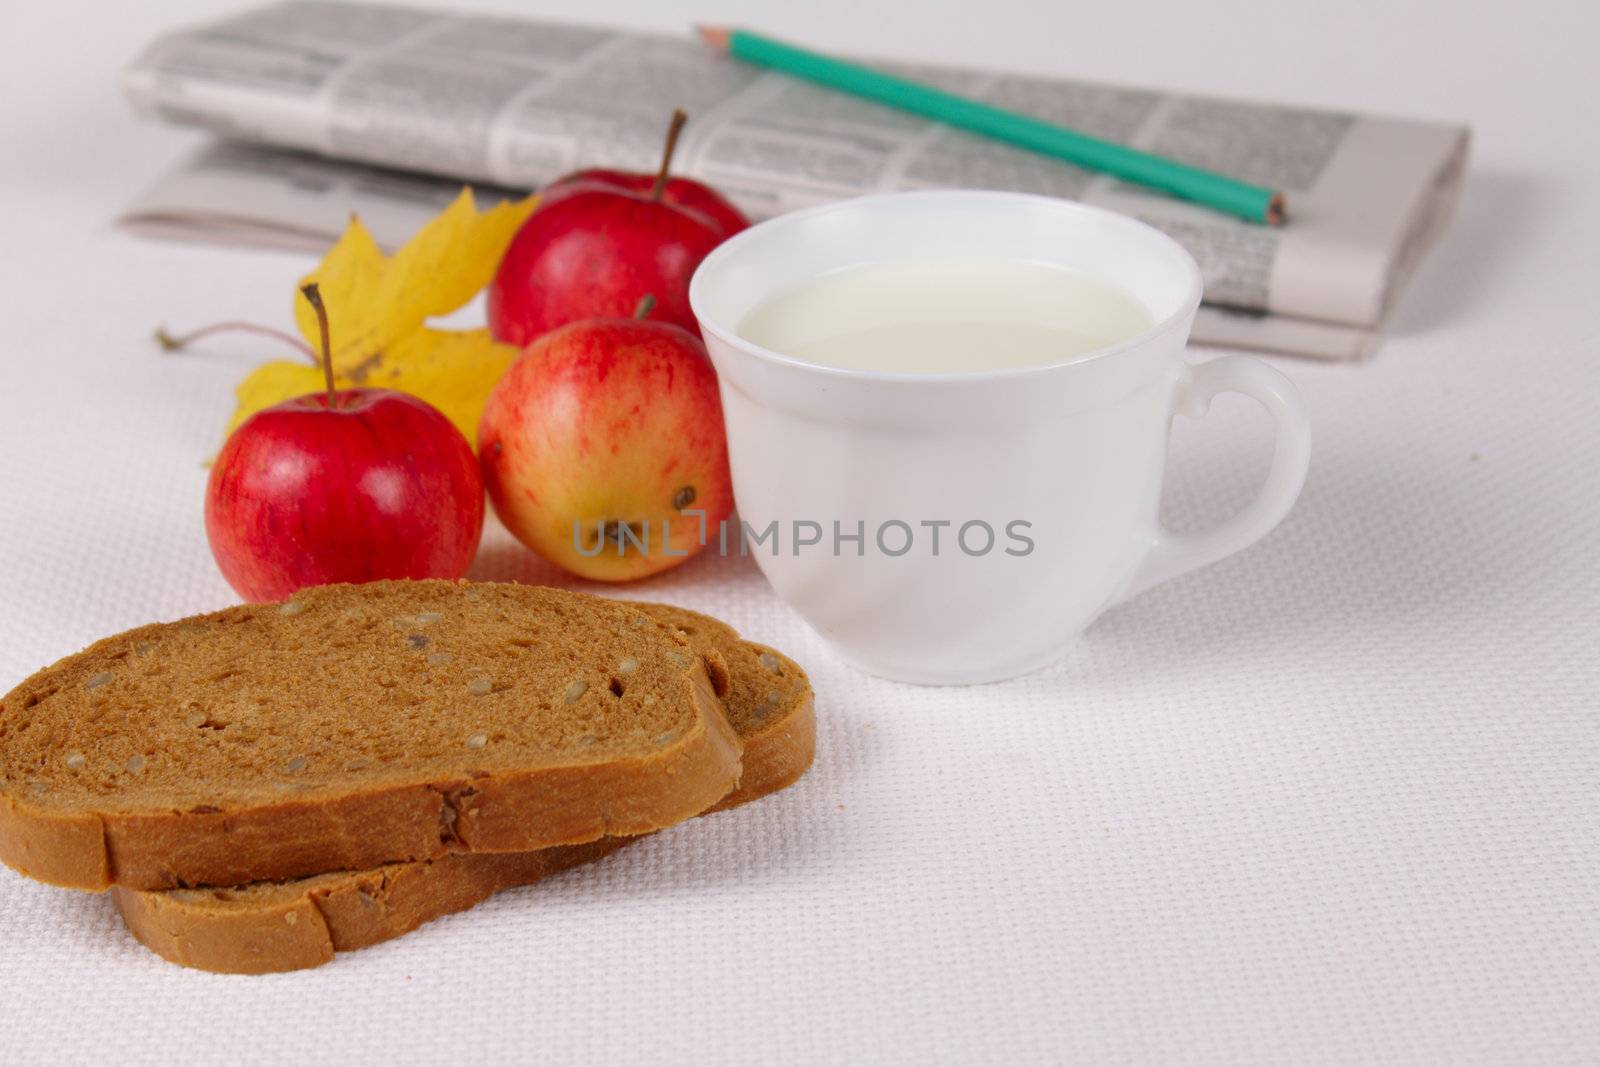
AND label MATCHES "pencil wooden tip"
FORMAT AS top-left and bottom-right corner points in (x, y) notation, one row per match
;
(1267, 192), (1287, 225)
(696, 24), (731, 51)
